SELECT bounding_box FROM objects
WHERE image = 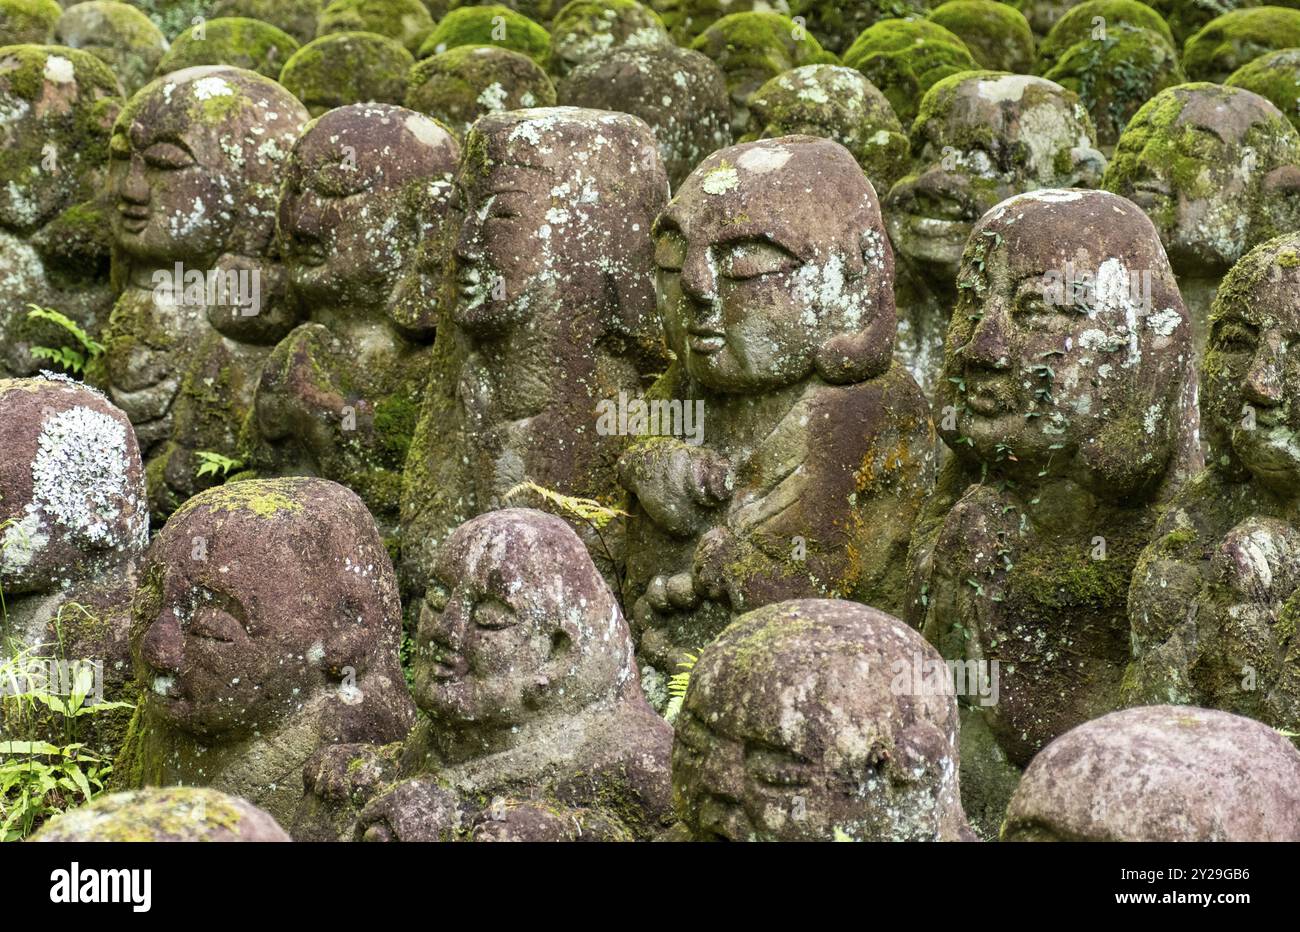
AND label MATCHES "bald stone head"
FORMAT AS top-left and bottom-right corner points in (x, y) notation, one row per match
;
(31, 787), (291, 841)
(673, 598), (970, 842)
(1003, 705), (1300, 841)
(655, 135), (896, 394)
